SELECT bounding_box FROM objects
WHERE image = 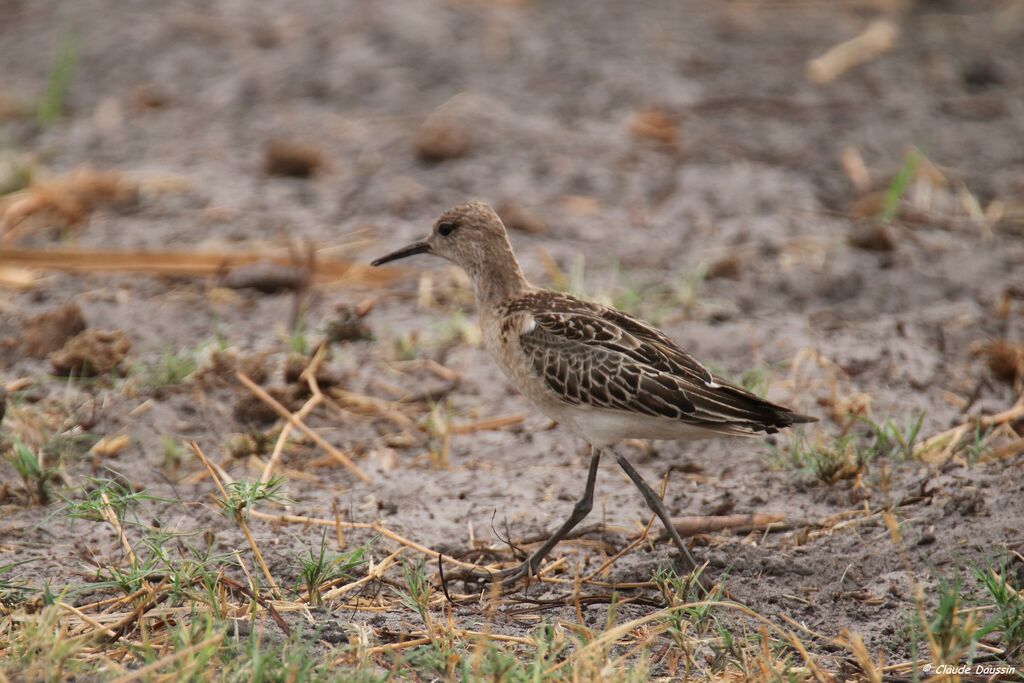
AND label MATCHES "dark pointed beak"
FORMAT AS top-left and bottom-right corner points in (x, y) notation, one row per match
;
(370, 240), (431, 266)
